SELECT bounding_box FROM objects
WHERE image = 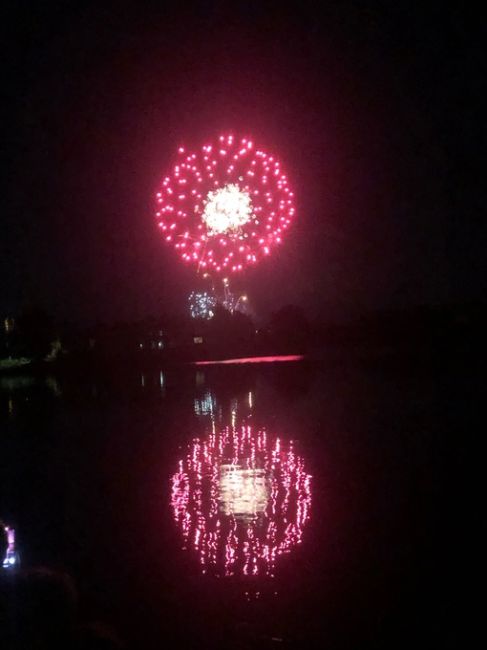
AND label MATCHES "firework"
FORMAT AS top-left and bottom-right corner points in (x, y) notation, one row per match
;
(189, 291), (216, 319)
(155, 134), (295, 274)
(171, 425), (312, 577)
